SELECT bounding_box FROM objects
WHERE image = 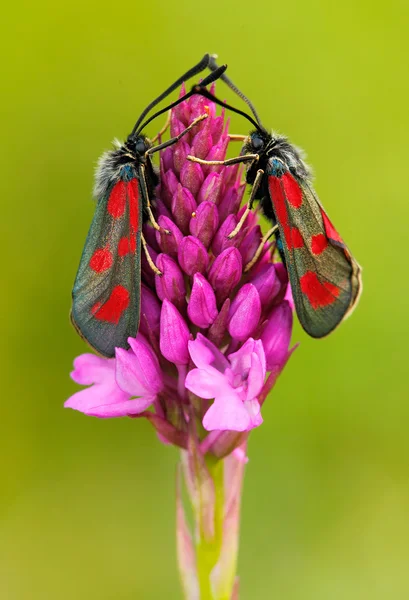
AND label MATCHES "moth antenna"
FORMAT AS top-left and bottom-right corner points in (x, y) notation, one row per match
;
(191, 85), (264, 133)
(135, 64), (228, 135)
(131, 54), (212, 136)
(208, 56), (264, 129)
